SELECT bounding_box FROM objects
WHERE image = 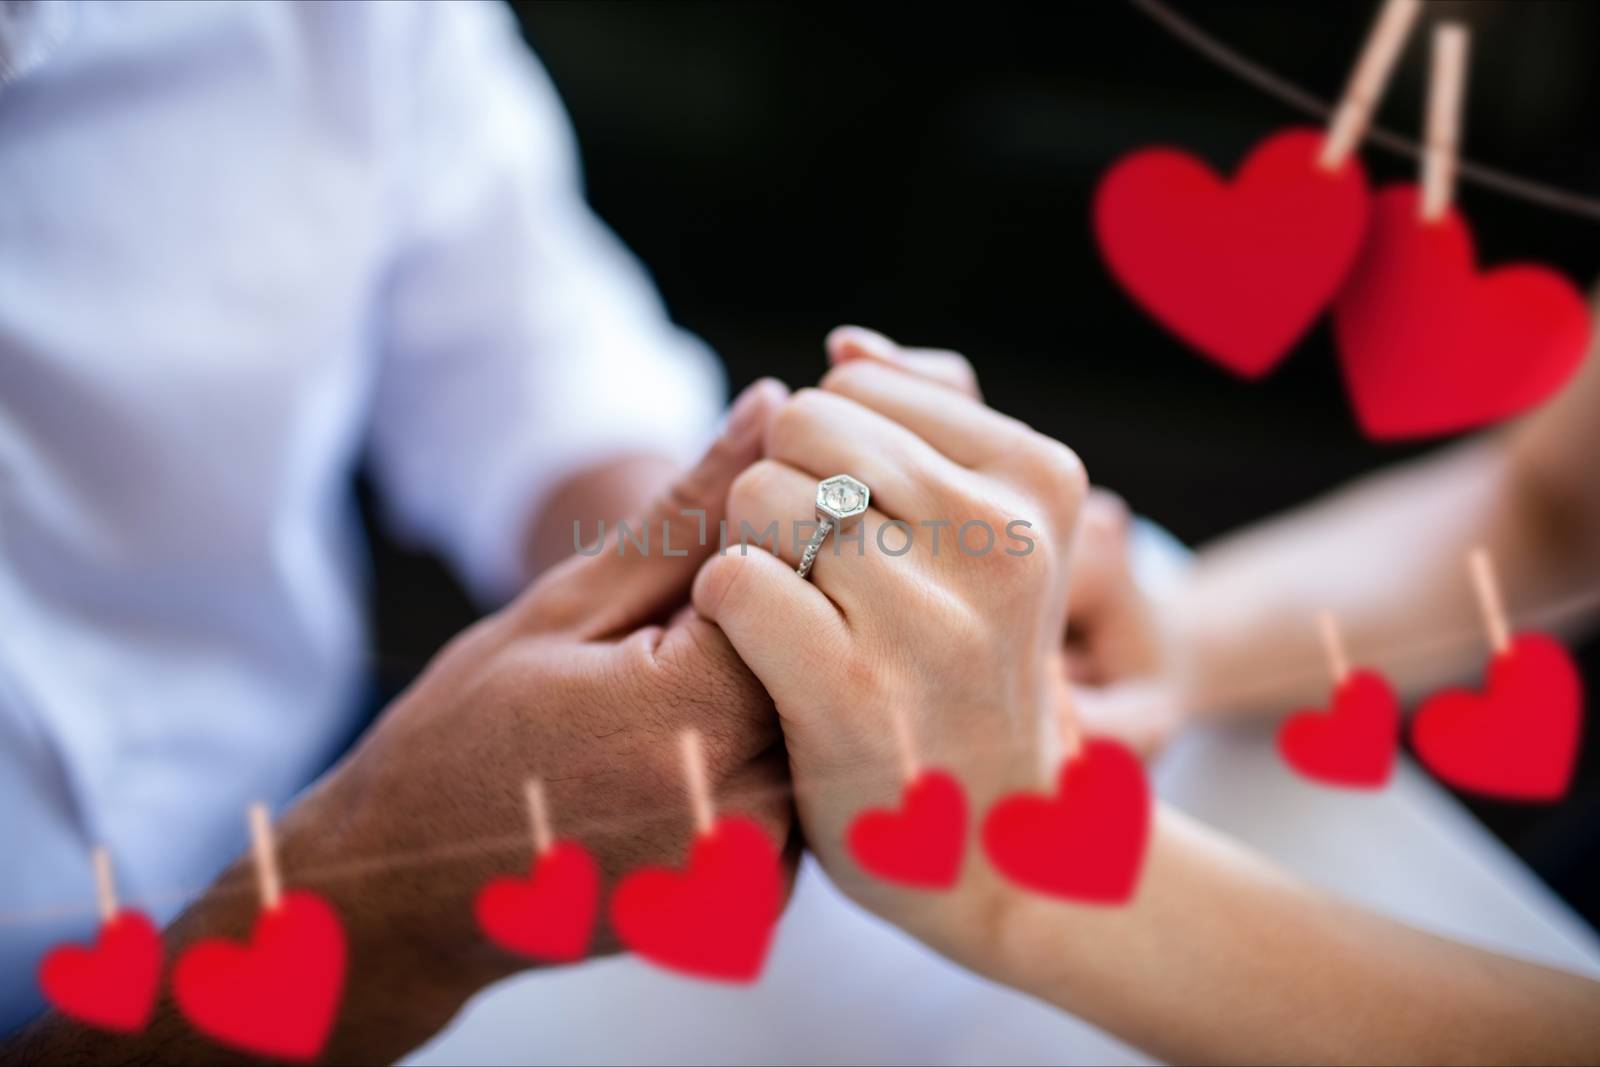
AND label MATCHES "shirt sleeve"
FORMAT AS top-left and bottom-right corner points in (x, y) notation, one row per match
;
(366, 0), (723, 604)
